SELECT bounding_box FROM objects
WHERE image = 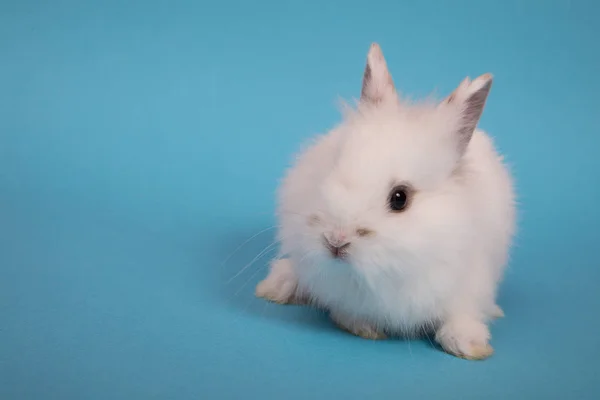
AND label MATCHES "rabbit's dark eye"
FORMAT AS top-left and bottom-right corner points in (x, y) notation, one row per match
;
(389, 186), (409, 212)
